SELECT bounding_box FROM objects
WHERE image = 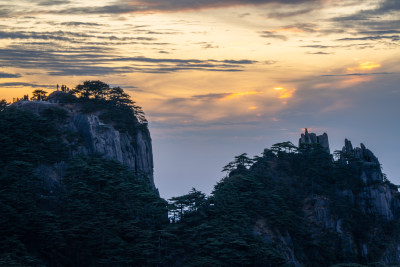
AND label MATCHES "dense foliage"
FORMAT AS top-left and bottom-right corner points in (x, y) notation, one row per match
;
(71, 80), (147, 135)
(1, 91), (400, 266)
(163, 143), (400, 266)
(0, 105), (167, 266)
